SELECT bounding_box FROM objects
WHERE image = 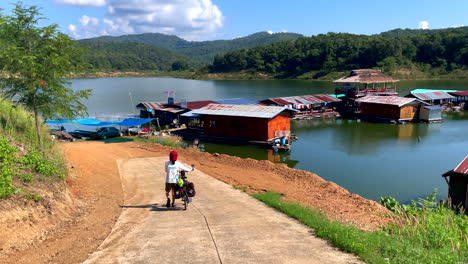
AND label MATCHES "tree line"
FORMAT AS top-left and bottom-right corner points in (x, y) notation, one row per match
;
(77, 40), (195, 71)
(208, 28), (468, 78)
(81, 31), (303, 64)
